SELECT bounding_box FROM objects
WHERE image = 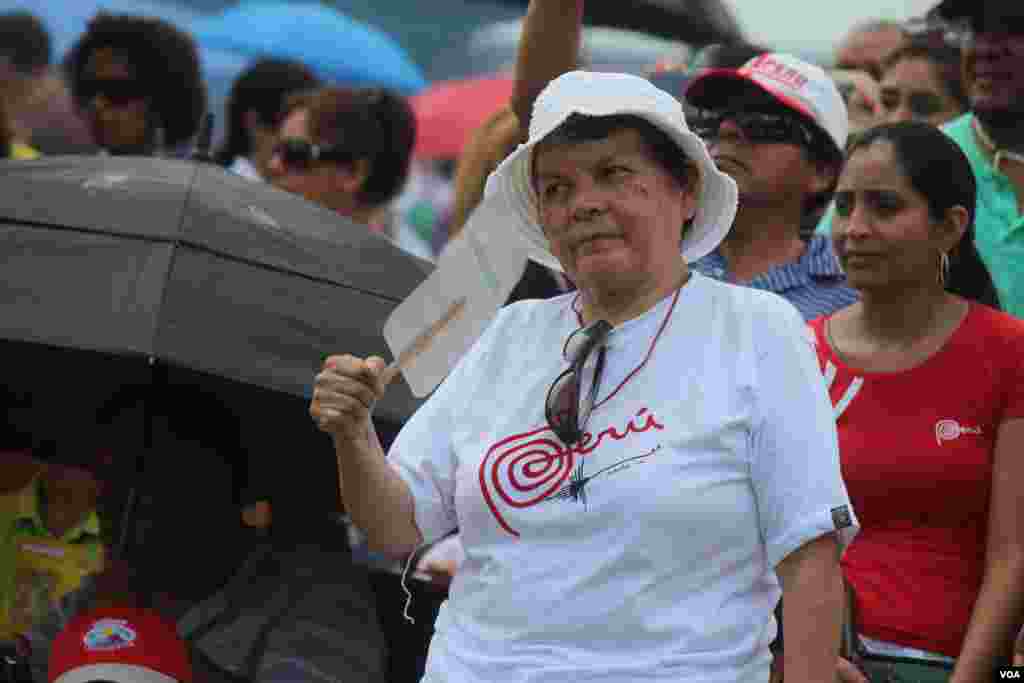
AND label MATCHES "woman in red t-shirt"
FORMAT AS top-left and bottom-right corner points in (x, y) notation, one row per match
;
(811, 121), (1024, 683)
